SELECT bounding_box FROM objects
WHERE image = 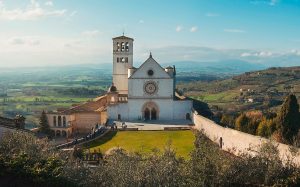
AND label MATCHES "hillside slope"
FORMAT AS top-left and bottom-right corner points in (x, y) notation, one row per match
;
(178, 66), (300, 114)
